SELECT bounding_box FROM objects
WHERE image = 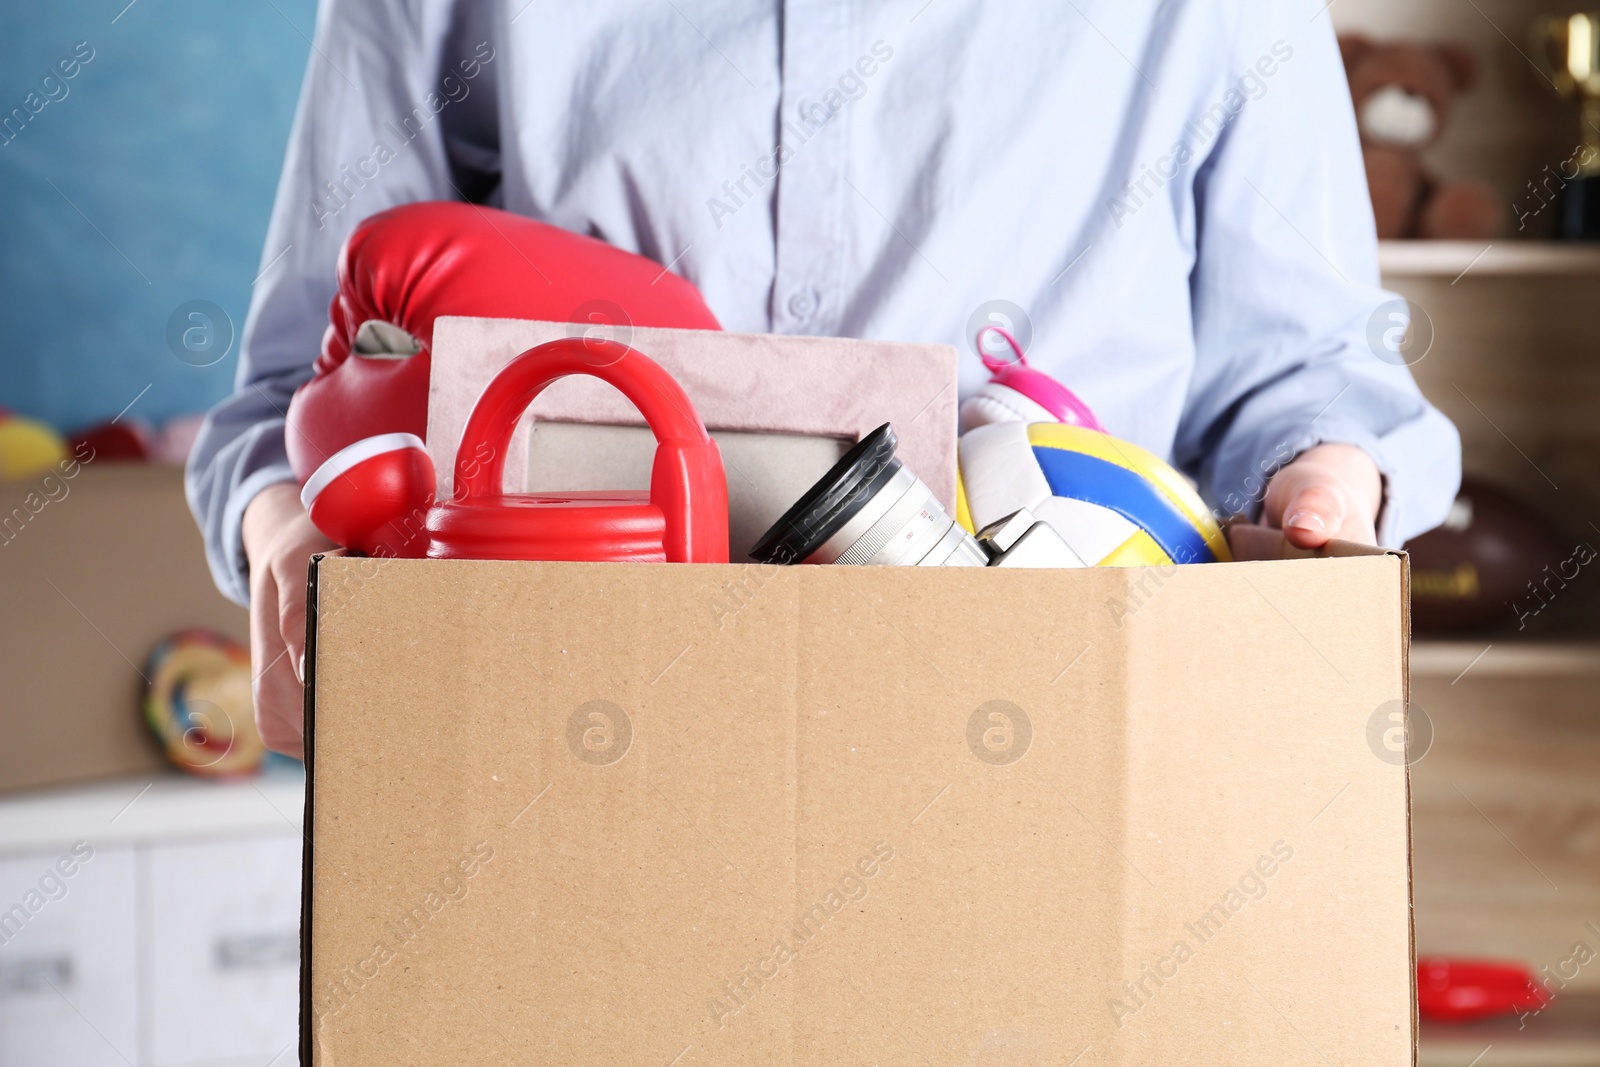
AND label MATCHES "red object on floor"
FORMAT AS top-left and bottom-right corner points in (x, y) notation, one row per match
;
(1417, 957), (1551, 1021)
(302, 337), (727, 564)
(283, 201), (720, 485)
(70, 419), (152, 462)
